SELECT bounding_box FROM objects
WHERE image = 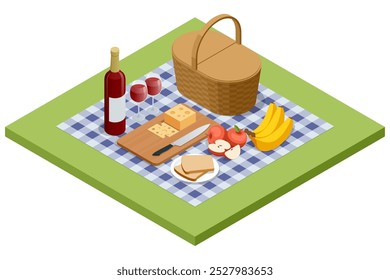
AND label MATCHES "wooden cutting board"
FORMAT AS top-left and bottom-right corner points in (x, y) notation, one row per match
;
(117, 104), (219, 165)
